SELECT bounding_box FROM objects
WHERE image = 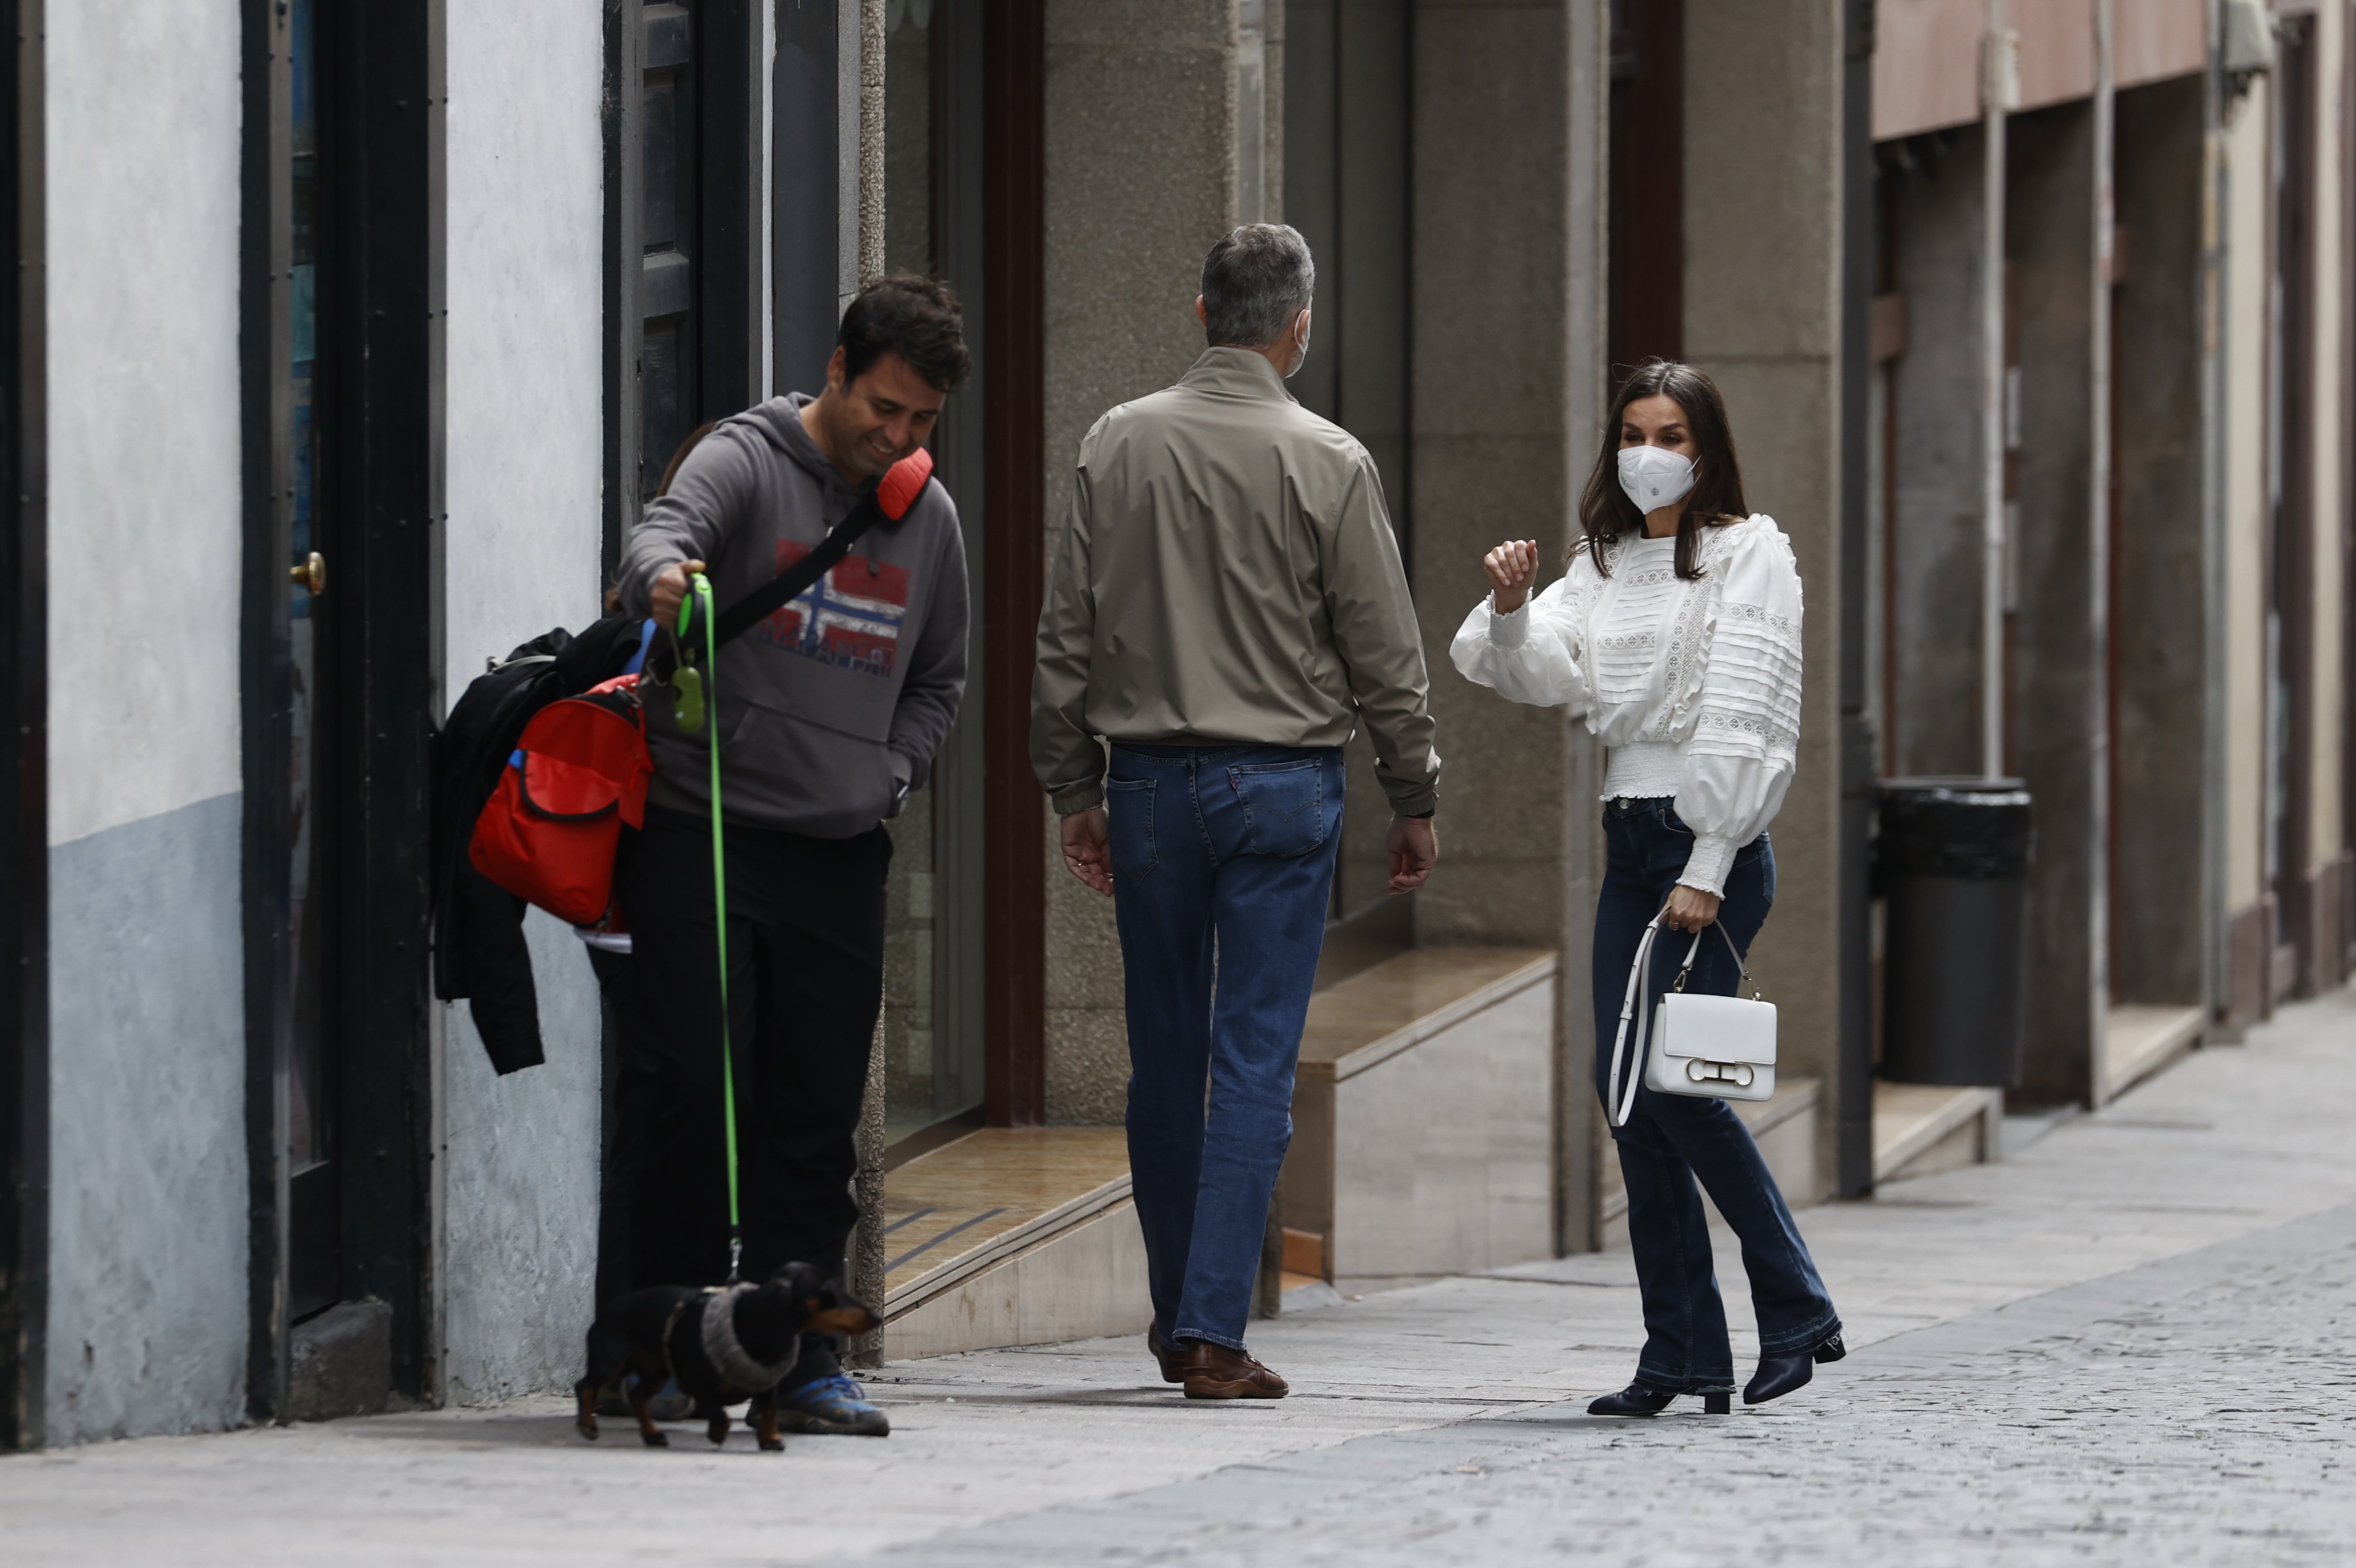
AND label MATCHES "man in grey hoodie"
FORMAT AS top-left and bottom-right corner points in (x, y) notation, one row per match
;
(614, 276), (971, 1437)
